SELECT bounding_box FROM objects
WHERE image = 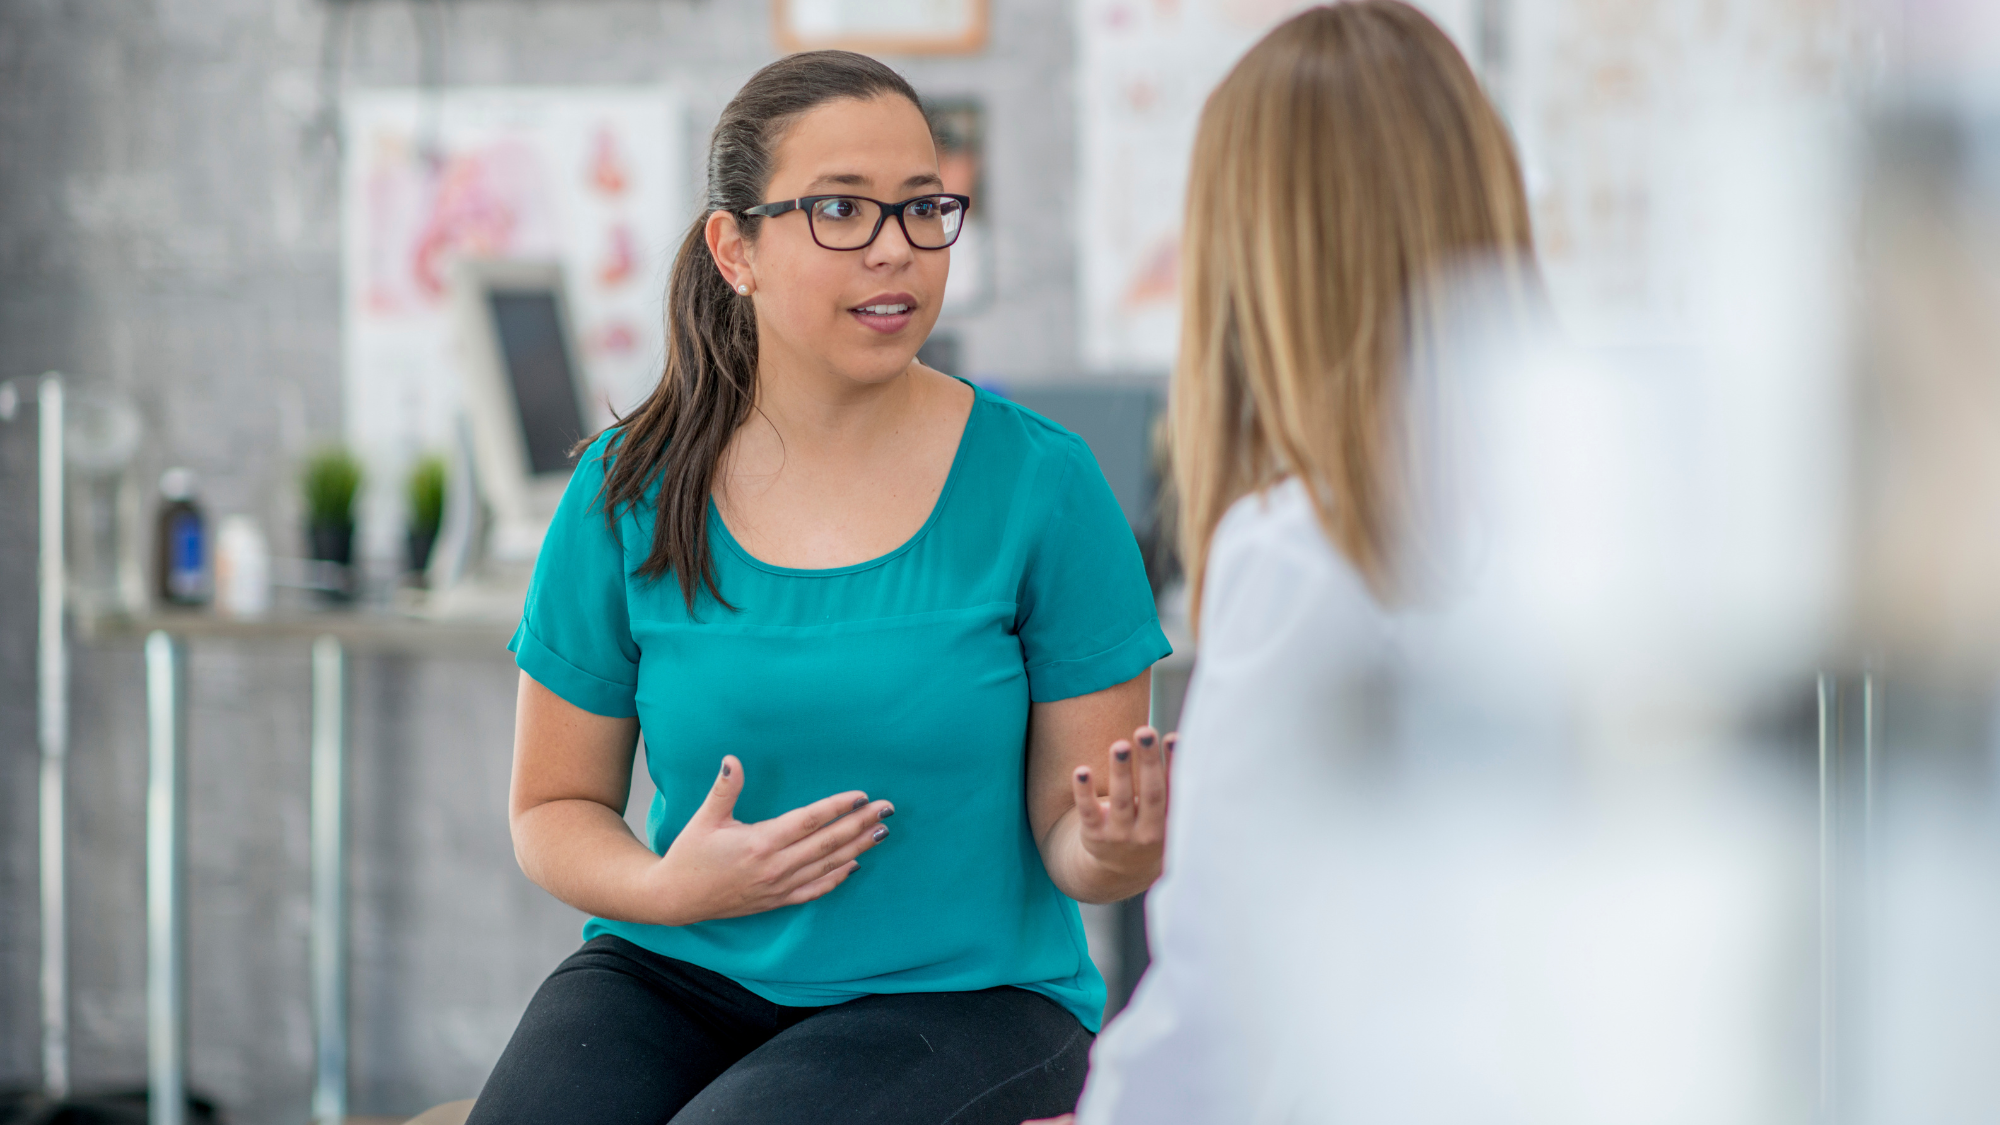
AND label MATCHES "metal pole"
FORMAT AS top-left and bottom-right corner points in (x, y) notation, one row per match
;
(1815, 671), (1837, 1125)
(38, 375), (68, 1099)
(1862, 670), (1878, 850)
(146, 631), (186, 1125)
(310, 635), (347, 1125)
